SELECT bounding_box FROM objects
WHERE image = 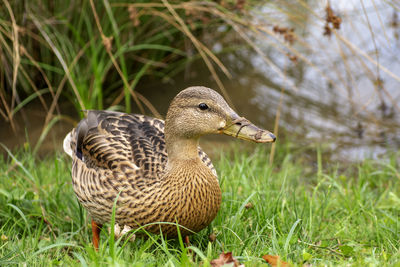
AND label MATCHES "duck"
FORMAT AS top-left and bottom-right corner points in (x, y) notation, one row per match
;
(63, 86), (275, 249)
